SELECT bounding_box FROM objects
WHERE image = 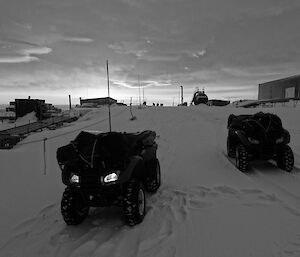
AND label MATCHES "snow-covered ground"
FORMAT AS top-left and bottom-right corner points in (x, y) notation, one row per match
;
(0, 112), (37, 131)
(1, 105), (300, 257)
